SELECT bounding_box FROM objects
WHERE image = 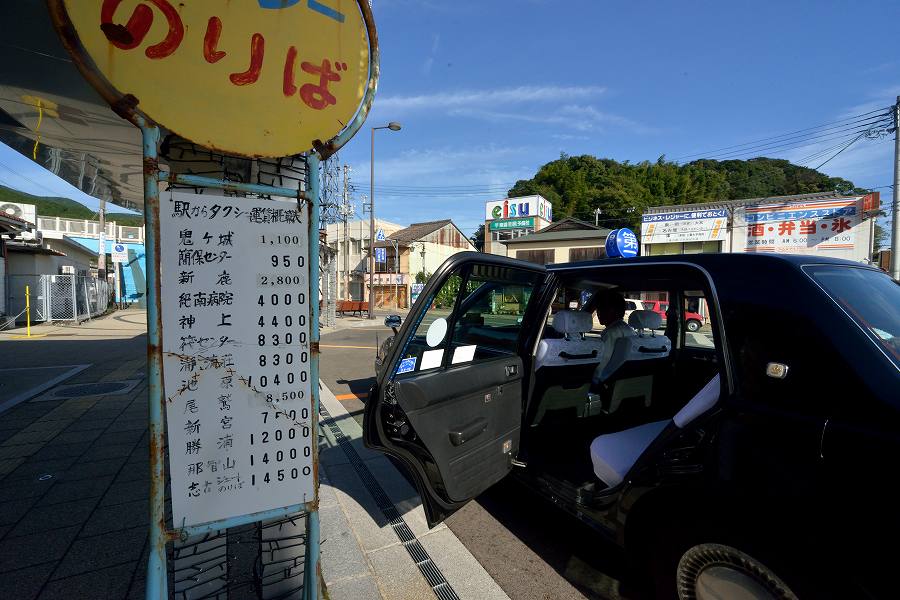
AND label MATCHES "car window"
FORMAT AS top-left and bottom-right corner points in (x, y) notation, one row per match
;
(395, 265), (542, 377)
(451, 264), (543, 361)
(805, 266), (900, 369)
(683, 292), (713, 349)
(395, 272), (462, 376)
